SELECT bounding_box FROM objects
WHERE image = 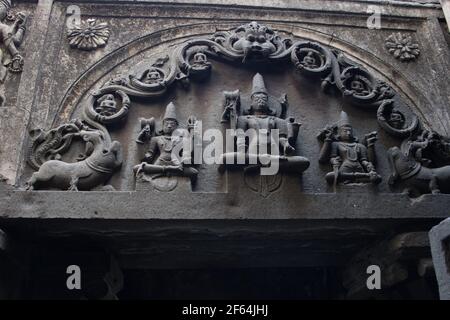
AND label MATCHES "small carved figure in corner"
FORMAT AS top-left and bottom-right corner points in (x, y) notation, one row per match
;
(0, 0), (27, 80)
(318, 111), (381, 187)
(133, 102), (198, 182)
